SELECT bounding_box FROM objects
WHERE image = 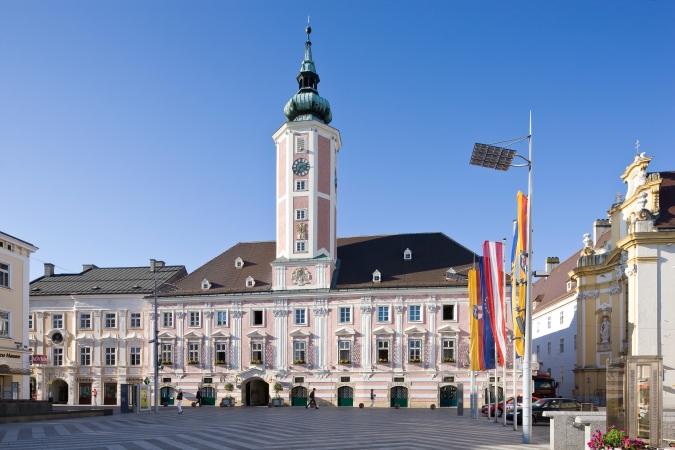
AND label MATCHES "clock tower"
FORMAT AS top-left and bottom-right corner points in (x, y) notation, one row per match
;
(271, 25), (342, 291)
